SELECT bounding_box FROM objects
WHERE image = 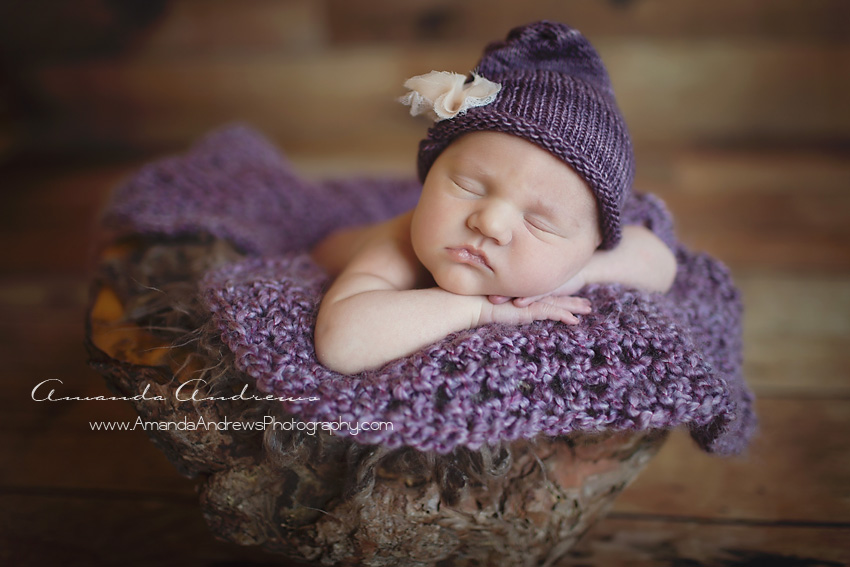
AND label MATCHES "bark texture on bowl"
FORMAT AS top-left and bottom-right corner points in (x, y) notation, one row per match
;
(85, 237), (666, 566)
